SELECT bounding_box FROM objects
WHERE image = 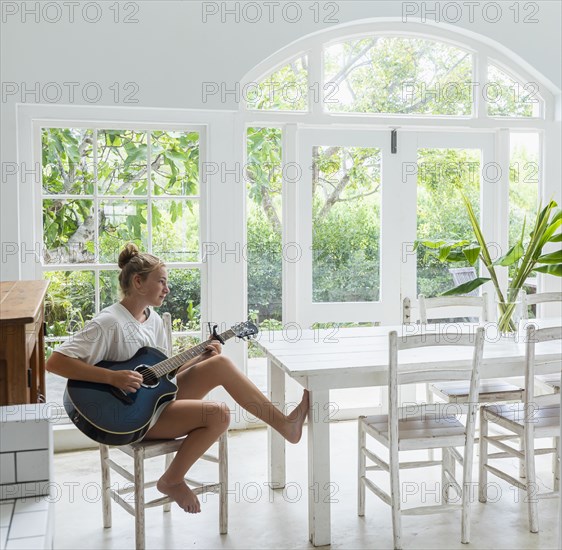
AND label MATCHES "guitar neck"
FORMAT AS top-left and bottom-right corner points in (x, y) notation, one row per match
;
(153, 329), (236, 377)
